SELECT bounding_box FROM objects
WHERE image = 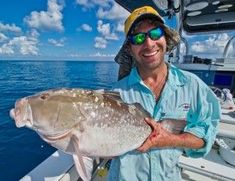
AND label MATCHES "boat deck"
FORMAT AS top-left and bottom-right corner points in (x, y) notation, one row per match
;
(20, 111), (235, 181)
(20, 144), (235, 181)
